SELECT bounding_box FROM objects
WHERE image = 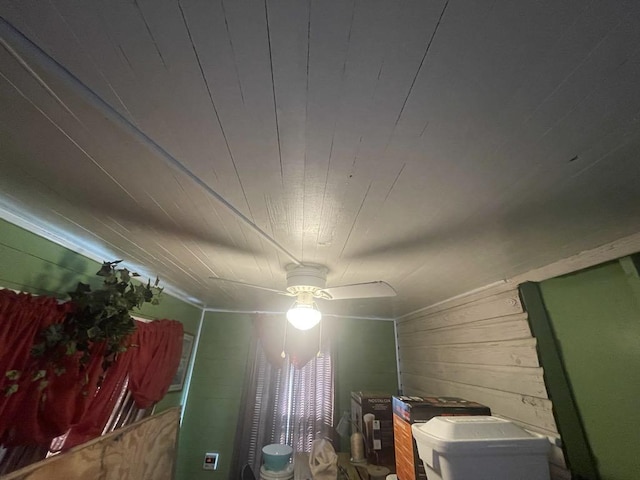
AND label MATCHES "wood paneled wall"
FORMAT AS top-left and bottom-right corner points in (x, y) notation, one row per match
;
(396, 285), (570, 480)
